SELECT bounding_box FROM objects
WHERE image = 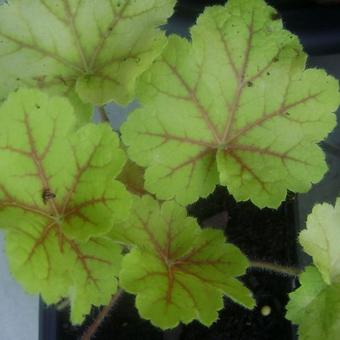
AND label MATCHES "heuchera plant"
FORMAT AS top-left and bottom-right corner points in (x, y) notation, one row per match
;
(0, 0), (339, 338)
(286, 199), (340, 340)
